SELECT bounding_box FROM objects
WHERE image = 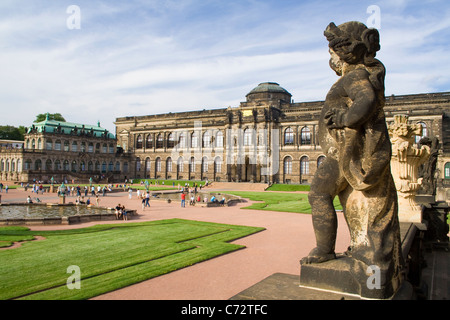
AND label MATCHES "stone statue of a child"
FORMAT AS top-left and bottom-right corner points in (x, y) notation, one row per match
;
(301, 21), (404, 298)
